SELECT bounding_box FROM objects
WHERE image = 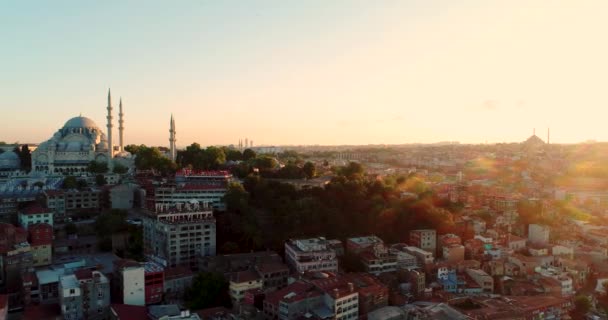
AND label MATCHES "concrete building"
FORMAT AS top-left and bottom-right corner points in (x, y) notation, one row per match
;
(59, 269), (111, 320)
(437, 233), (461, 258)
(528, 224), (550, 245)
(408, 269), (426, 297)
(107, 184), (138, 209)
(163, 266), (193, 304)
(263, 278), (359, 320)
(143, 203), (216, 269)
(18, 203), (54, 229)
(113, 260), (145, 306)
(285, 237), (339, 274)
(0, 223), (33, 311)
(394, 245), (434, 267)
(143, 262), (165, 305)
(148, 169), (234, 211)
(44, 188), (102, 222)
(465, 268), (493, 293)
(409, 229), (436, 254)
(28, 223), (53, 267)
(347, 236), (397, 275)
(229, 270), (263, 306)
(442, 244), (465, 264)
